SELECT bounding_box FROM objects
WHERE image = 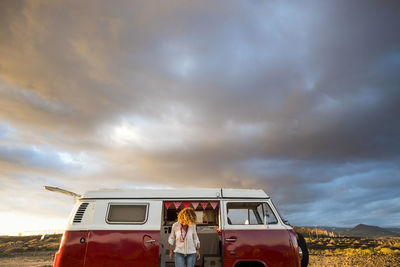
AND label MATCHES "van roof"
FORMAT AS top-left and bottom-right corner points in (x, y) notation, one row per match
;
(81, 188), (269, 199)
